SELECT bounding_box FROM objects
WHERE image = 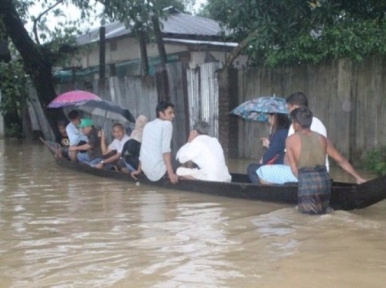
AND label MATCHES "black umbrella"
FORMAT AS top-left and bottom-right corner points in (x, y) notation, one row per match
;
(74, 99), (135, 123)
